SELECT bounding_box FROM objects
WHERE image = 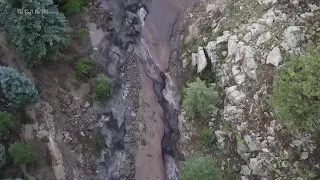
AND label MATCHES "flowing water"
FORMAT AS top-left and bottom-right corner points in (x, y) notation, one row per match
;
(95, 0), (191, 179)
